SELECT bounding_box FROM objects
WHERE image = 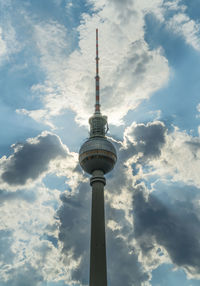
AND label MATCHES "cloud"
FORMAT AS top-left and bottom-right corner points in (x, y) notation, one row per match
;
(197, 103), (200, 113)
(33, 21), (68, 76)
(0, 189), (37, 204)
(133, 183), (200, 279)
(0, 230), (15, 267)
(56, 121), (168, 285)
(57, 175), (151, 286)
(0, 27), (7, 61)
(1, 2), (200, 285)
(17, 0), (169, 127)
(167, 13), (200, 51)
(0, 183), (74, 285)
(0, 130), (85, 285)
(120, 121), (200, 189)
(149, 127), (200, 187)
(0, 132), (67, 186)
(118, 120), (200, 280)
(124, 121), (166, 162)
(57, 182), (91, 285)
(11, 0), (199, 132)
(106, 205), (150, 286)
(16, 108), (53, 128)
(0, 263), (43, 286)
(145, 0), (200, 51)
(106, 121), (200, 281)
(1, 120), (200, 285)
(0, 11), (21, 65)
